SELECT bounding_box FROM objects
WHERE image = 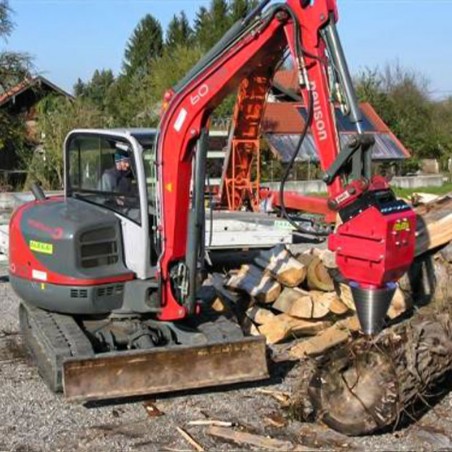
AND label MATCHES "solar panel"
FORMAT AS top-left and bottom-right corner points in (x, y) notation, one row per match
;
(265, 132), (407, 163)
(297, 107), (377, 132)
